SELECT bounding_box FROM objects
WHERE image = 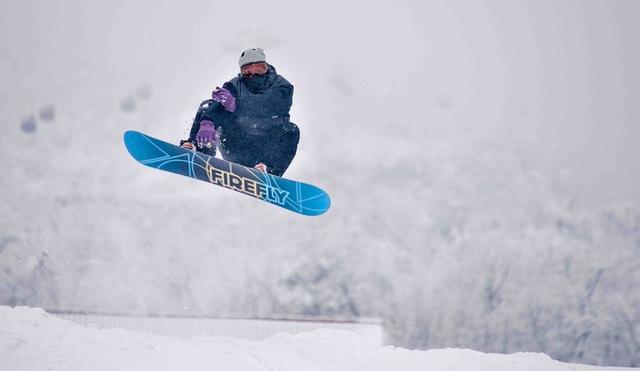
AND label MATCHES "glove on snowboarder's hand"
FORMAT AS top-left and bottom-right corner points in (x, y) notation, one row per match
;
(196, 119), (217, 148)
(211, 87), (236, 112)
